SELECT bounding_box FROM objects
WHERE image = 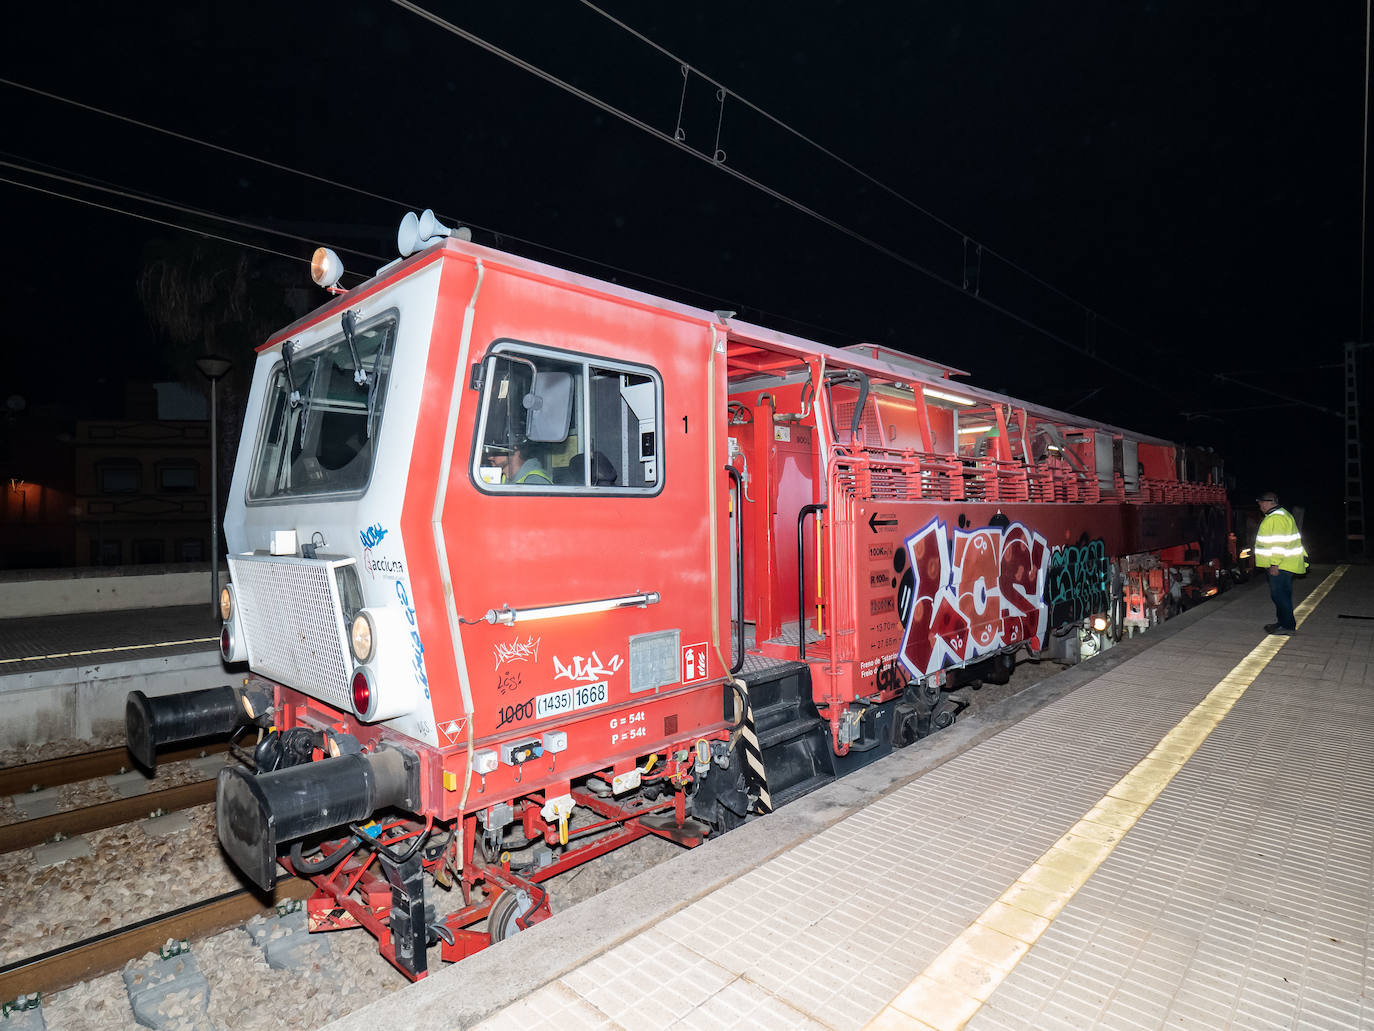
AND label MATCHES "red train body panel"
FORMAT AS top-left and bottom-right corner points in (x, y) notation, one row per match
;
(126, 220), (1235, 979)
